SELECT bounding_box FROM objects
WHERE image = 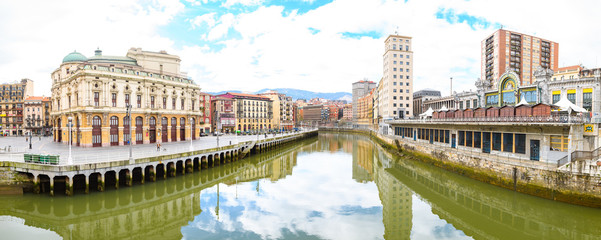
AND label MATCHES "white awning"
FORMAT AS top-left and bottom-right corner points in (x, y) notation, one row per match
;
(554, 94), (588, 113)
